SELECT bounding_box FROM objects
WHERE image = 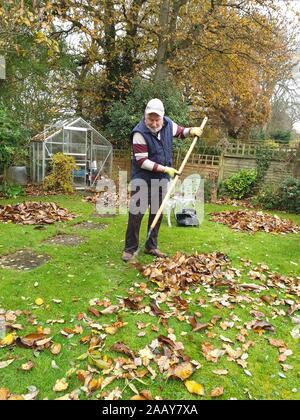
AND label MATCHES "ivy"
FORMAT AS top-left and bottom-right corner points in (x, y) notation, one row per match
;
(256, 147), (272, 184)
